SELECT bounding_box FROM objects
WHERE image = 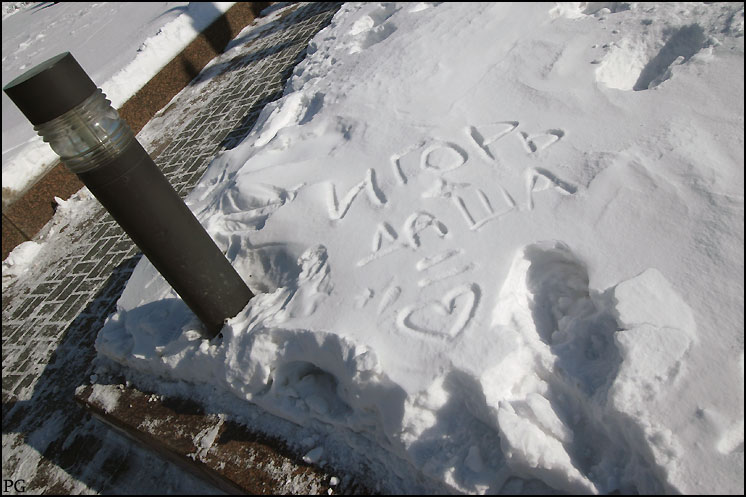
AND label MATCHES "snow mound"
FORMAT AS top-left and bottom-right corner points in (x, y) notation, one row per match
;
(96, 2), (744, 494)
